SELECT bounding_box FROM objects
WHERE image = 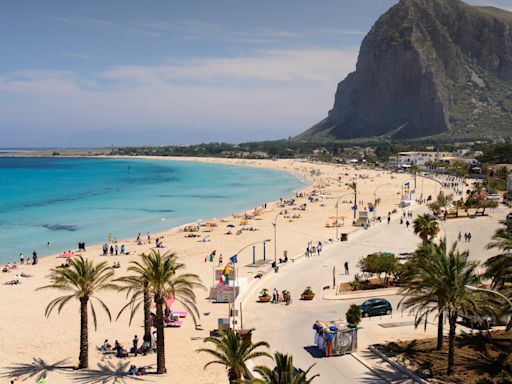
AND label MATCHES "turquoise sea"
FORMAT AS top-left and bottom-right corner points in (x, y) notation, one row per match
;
(0, 157), (307, 263)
